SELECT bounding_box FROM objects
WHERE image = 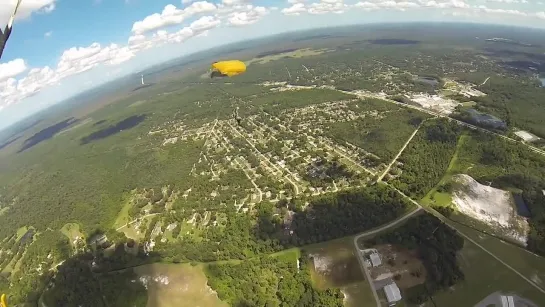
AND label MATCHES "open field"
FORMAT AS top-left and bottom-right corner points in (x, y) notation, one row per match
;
(448, 219), (545, 290)
(425, 233), (545, 307)
(134, 263), (227, 307)
(303, 236), (376, 306)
